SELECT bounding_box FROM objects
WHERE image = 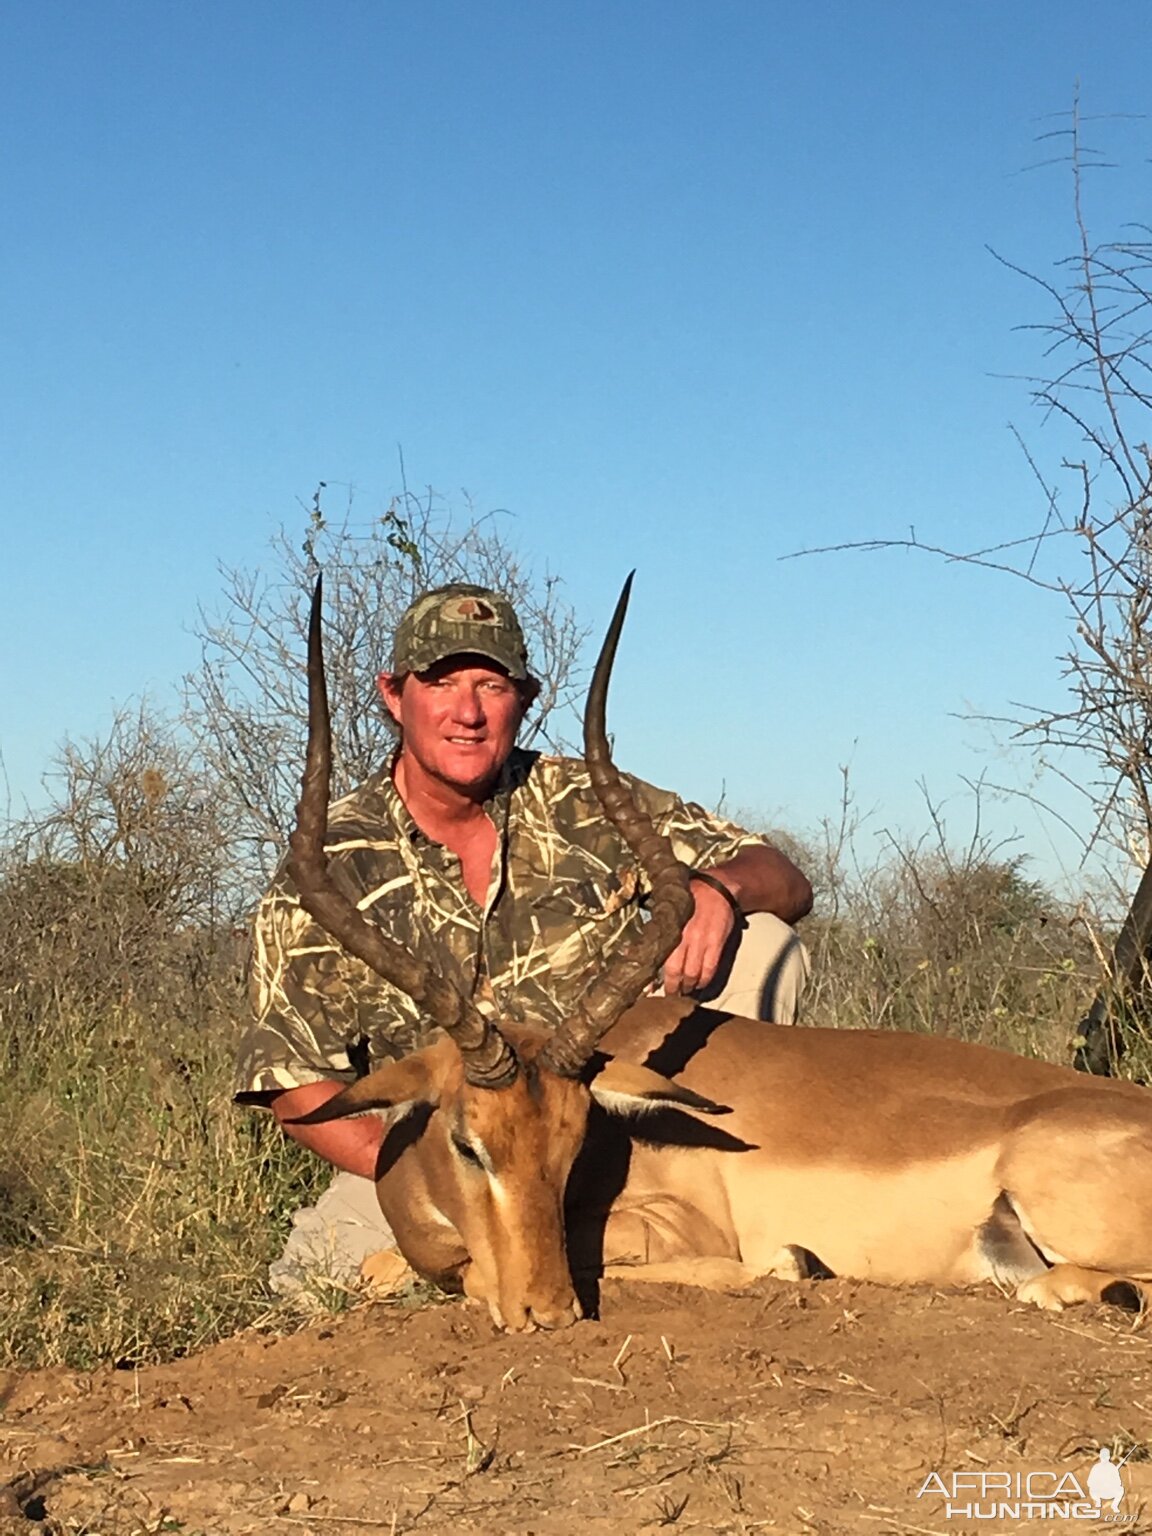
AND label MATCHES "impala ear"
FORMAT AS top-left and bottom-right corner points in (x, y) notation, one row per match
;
(589, 1057), (730, 1118)
(287, 1053), (443, 1126)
